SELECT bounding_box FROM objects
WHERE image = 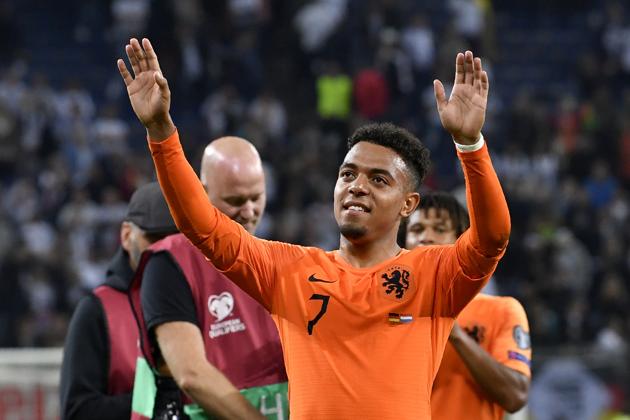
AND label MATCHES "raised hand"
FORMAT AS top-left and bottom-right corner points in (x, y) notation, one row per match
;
(434, 51), (489, 145)
(117, 38), (175, 140)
